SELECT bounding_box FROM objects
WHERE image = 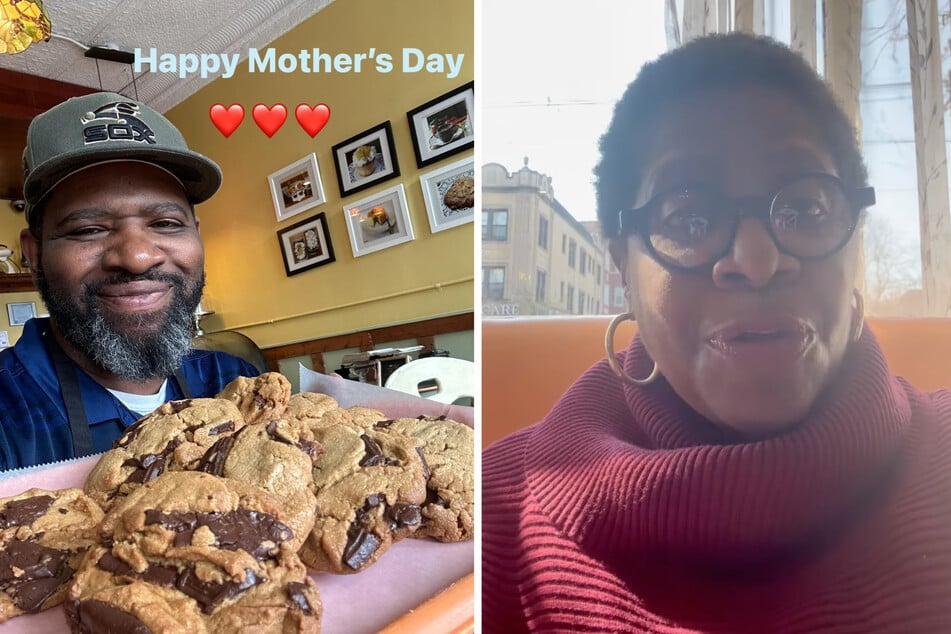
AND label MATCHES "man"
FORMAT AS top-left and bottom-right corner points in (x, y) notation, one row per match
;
(0, 92), (258, 470)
